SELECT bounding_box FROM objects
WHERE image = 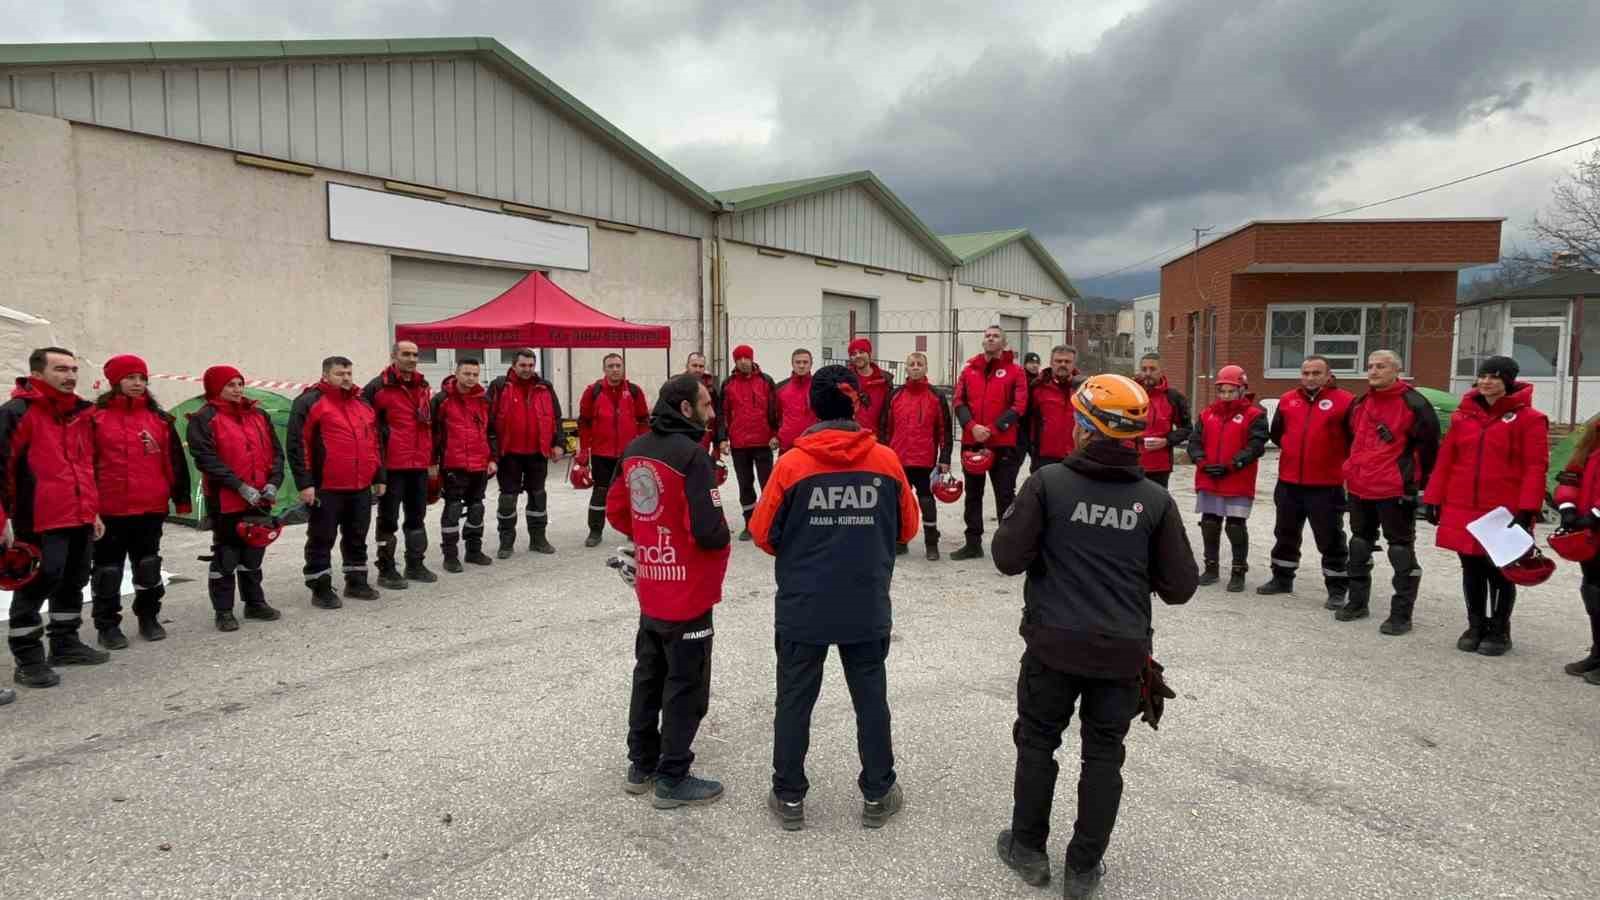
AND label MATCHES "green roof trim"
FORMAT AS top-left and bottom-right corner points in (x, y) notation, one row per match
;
(713, 171), (961, 266)
(939, 229), (1079, 300)
(0, 37), (720, 211)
